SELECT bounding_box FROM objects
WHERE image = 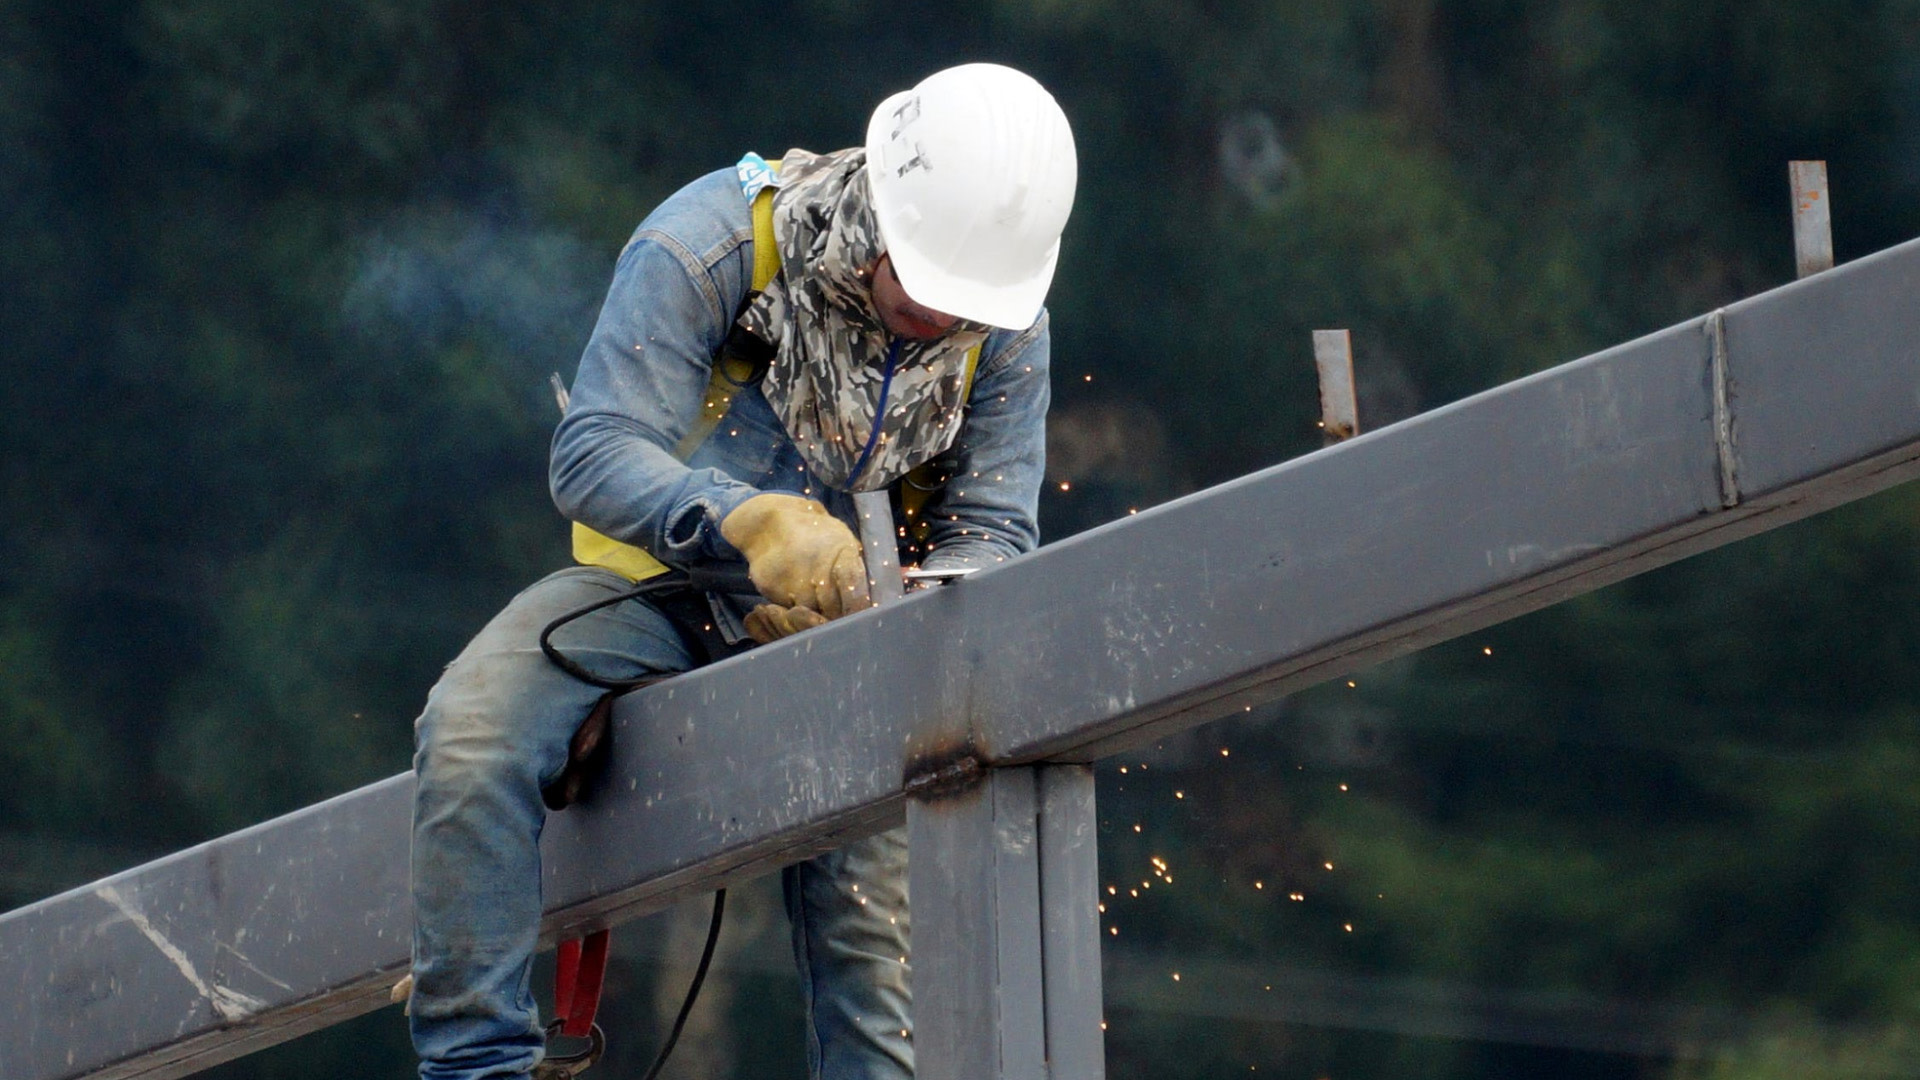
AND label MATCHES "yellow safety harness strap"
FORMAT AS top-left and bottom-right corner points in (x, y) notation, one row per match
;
(570, 184), (780, 582)
(671, 187), (782, 459)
